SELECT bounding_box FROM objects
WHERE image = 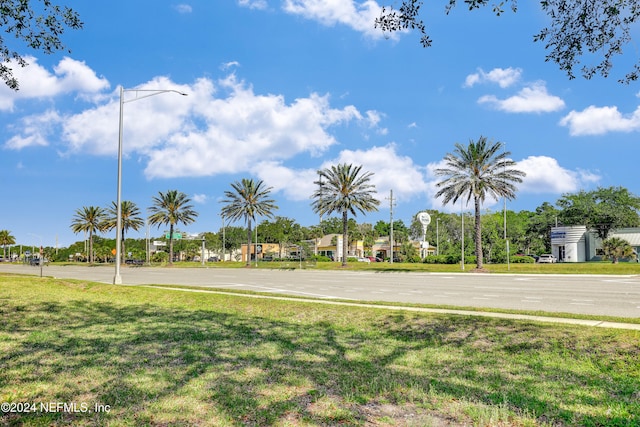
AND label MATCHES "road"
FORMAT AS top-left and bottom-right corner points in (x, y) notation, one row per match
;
(2, 263), (639, 318)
